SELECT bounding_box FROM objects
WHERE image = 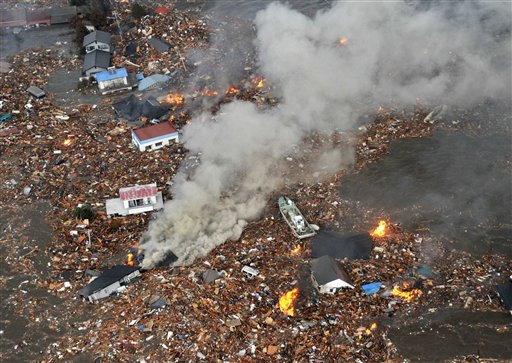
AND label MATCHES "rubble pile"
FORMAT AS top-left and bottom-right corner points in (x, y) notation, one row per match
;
(1, 2), (510, 362)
